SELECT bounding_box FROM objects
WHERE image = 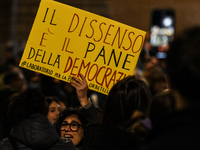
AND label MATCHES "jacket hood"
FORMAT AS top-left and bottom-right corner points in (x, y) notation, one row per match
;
(10, 113), (59, 149)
